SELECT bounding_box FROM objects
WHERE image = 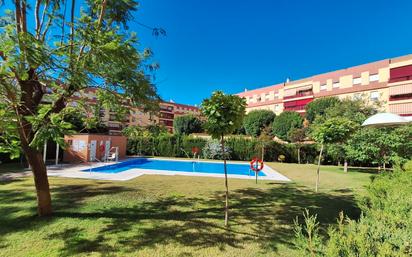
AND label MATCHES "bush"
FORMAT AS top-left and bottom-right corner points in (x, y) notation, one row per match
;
(202, 140), (231, 160)
(294, 163), (412, 256)
(127, 134), (319, 163)
(173, 115), (203, 135)
(243, 110), (275, 137)
(272, 111), (303, 141)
